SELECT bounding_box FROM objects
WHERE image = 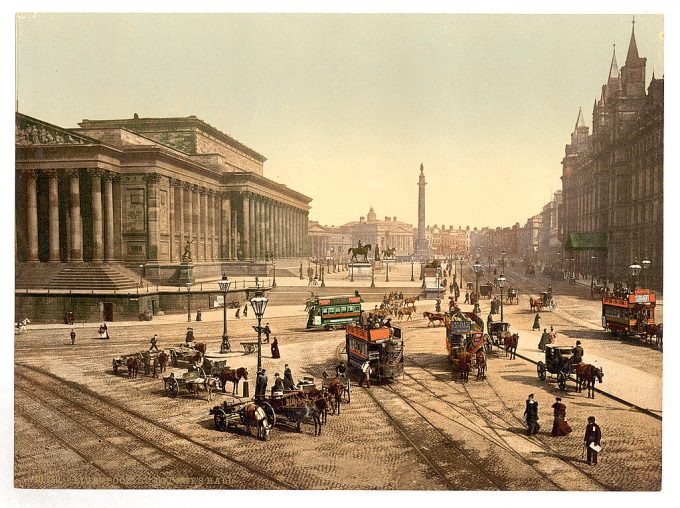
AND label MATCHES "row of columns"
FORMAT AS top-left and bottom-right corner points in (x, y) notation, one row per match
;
(23, 168), (117, 263)
(241, 192), (307, 260)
